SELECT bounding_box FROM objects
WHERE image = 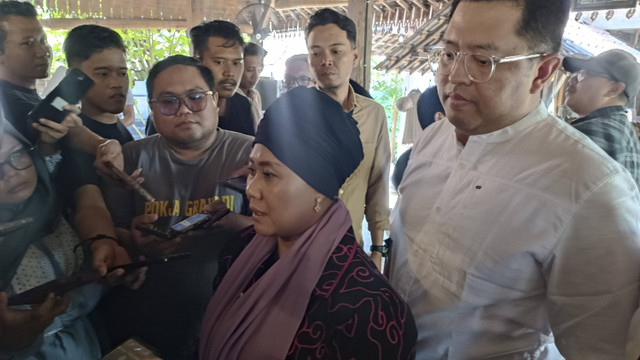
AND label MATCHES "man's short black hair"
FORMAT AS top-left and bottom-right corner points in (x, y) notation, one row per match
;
(244, 42), (267, 59)
(449, 0), (570, 53)
(146, 55), (215, 98)
(0, 1), (38, 53)
(63, 25), (127, 68)
(305, 8), (357, 48)
(189, 20), (244, 58)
